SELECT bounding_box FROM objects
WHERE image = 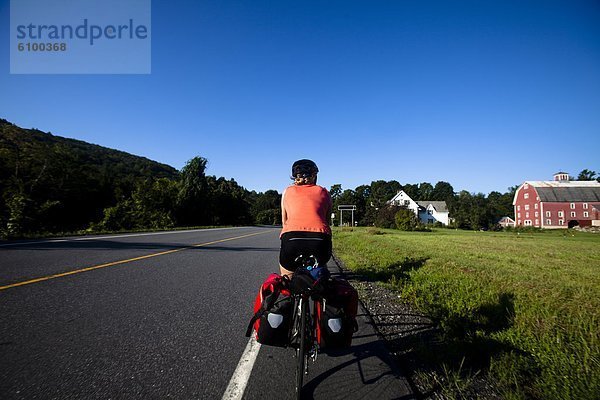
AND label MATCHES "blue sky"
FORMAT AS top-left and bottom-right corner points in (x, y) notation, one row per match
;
(1, 0), (599, 194)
